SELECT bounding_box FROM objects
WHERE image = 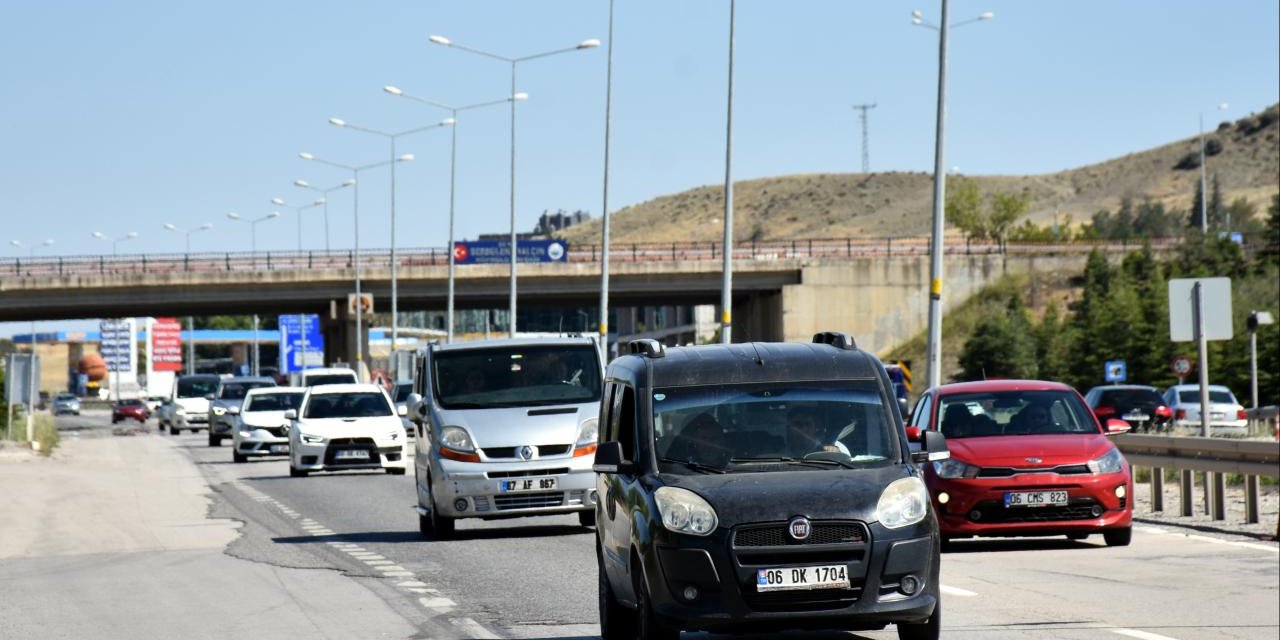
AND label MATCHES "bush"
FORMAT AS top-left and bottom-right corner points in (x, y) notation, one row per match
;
(33, 415), (58, 456)
(1174, 152), (1200, 171)
(1204, 138), (1223, 156)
